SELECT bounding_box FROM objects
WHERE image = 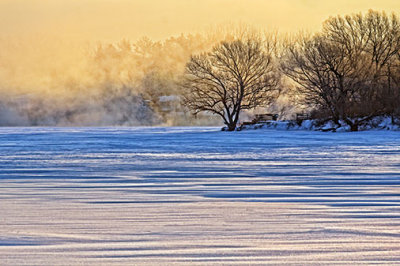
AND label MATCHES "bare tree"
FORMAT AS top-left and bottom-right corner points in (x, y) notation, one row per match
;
(282, 33), (369, 130)
(325, 10), (400, 120)
(181, 38), (280, 131)
(364, 11), (400, 121)
(283, 10), (400, 131)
